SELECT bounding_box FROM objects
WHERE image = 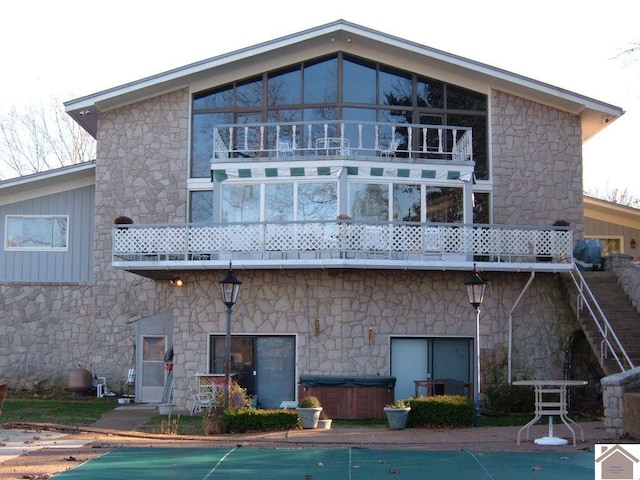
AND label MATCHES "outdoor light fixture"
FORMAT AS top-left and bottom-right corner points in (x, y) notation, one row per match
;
(170, 277), (184, 287)
(463, 265), (487, 426)
(464, 266), (487, 311)
(631, 239), (637, 249)
(218, 262), (242, 428)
